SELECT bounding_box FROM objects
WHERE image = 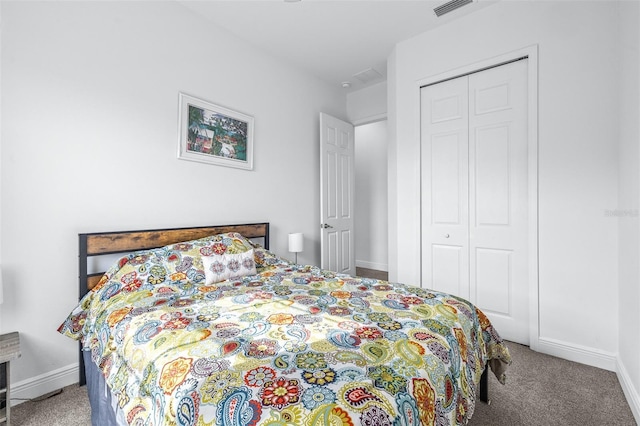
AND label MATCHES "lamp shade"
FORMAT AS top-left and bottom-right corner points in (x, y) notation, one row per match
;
(288, 233), (304, 253)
